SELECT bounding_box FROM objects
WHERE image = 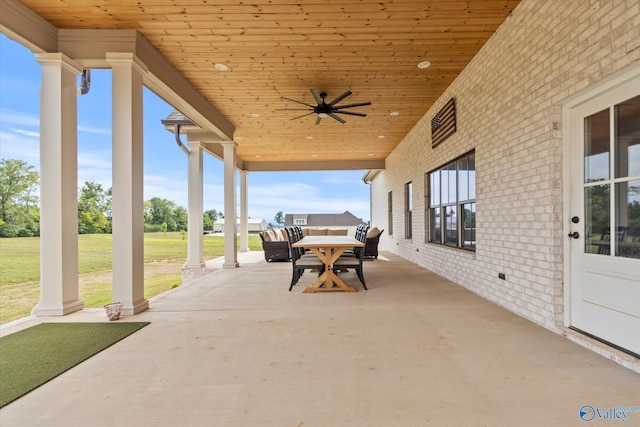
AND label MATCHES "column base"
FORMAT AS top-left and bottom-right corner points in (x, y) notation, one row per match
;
(121, 298), (149, 316)
(223, 261), (240, 269)
(33, 299), (84, 316)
